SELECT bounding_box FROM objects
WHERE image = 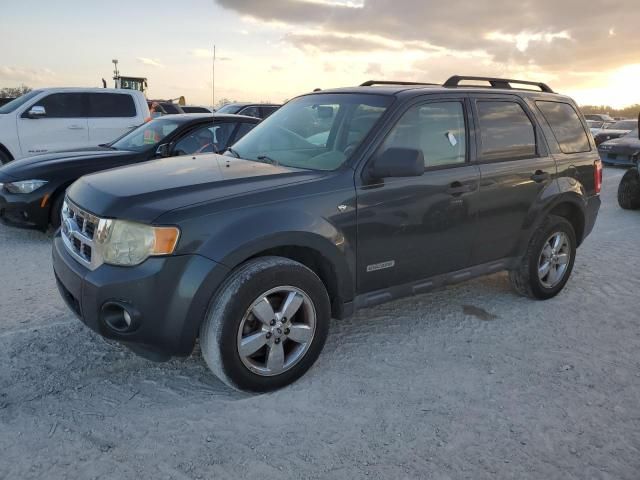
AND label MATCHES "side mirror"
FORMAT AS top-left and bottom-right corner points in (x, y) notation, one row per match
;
(155, 143), (171, 157)
(370, 148), (424, 178)
(27, 106), (46, 118)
